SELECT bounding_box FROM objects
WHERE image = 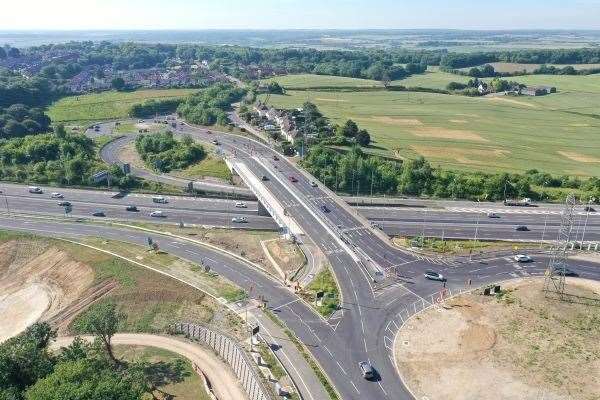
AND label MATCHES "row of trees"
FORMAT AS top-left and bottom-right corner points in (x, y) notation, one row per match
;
(1, 303), (188, 400)
(301, 146), (600, 202)
(135, 131), (205, 173)
(177, 83), (246, 126)
(129, 98), (184, 118)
